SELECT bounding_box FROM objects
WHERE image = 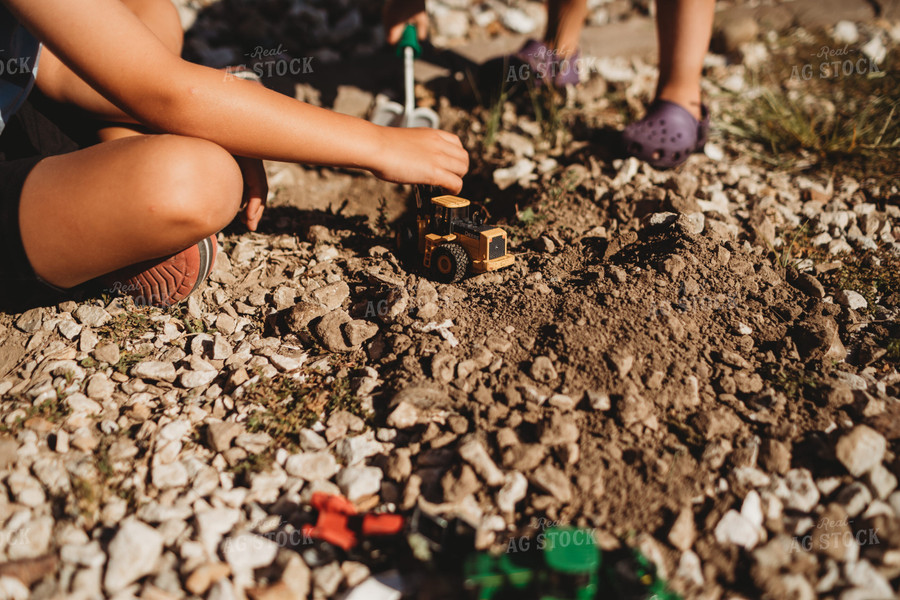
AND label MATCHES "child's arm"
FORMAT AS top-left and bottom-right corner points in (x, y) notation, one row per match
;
(5, 0), (467, 192)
